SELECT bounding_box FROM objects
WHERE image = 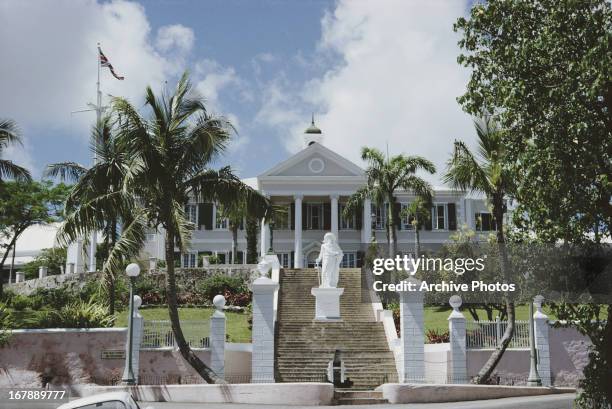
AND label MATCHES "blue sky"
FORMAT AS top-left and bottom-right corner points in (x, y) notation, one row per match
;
(0, 0), (475, 183)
